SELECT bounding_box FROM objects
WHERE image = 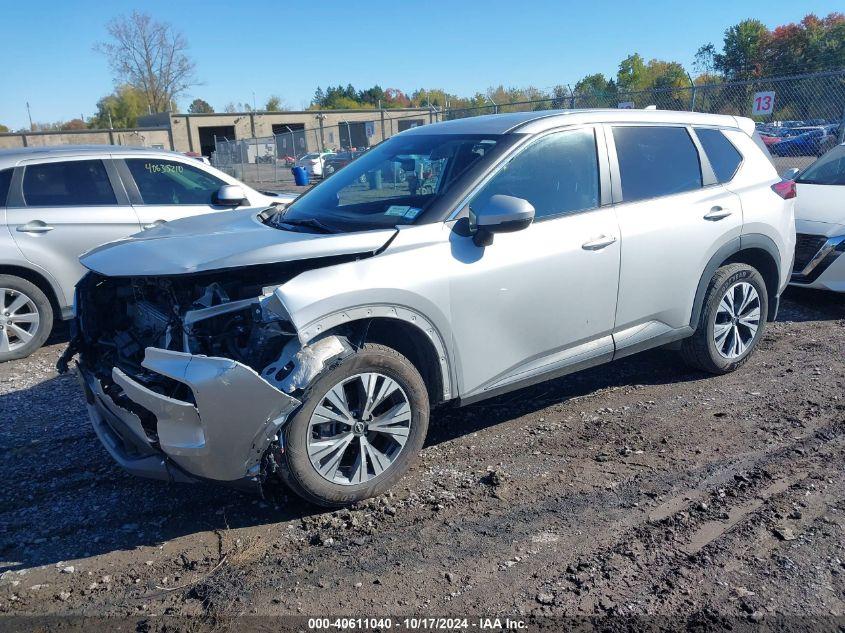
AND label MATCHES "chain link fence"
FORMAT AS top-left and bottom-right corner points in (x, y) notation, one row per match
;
(212, 111), (437, 190)
(445, 70), (845, 176)
(214, 70), (845, 191)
